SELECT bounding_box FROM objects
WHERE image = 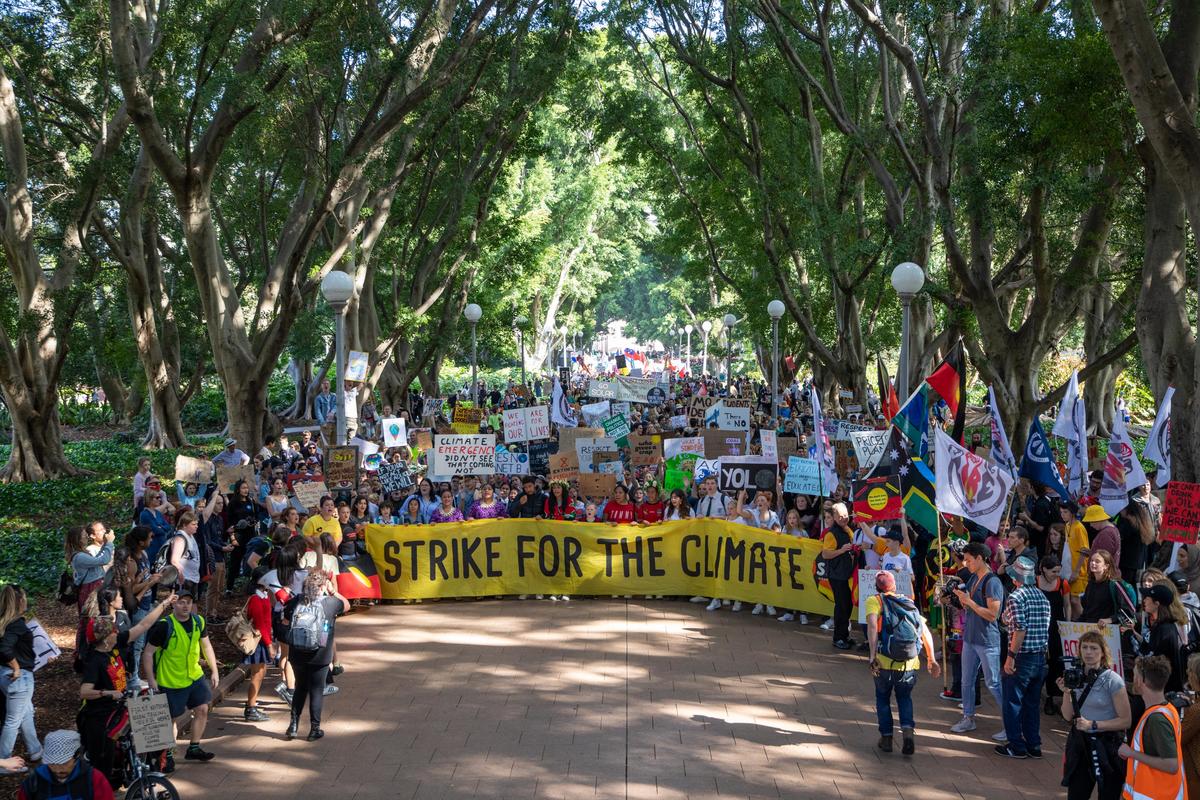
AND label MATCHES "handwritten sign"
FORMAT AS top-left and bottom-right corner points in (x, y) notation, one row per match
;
(415, 430), (433, 450)
(128, 692), (176, 754)
(496, 450), (531, 475)
(28, 619), (59, 671)
(431, 434), (496, 475)
(382, 418), (408, 448)
(173, 455), (211, 485)
(293, 481), (328, 511)
(581, 400), (612, 426)
(857, 570), (916, 623)
(325, 446), (360, 490)
(629, 434), (662, 465)
(502, 406), (551, 444)
(215, 464), (256, 493)
(377, 463), (413, 495)
(703, 429), (745, 459)
(549, 452), (580, 483)
(669, 414), (688, 430)
(1163, 481), (1200, 544)
(760, 430), (778, 462)
(423, 398), (443, 418)
(579, 473), (618, 498)
(849, 430), (889, 472)
(1058, 621), (1125, 677)
(452, 406), (483, 434)
(784, 456), (823, 495)
(346, 350), (369, 382)
(559, 426), (604, 455)
(693, 458), (721, 483)
(528, 441), (556, 476)
(575, 436), (617, 474)
(717, 405), (751, 431)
